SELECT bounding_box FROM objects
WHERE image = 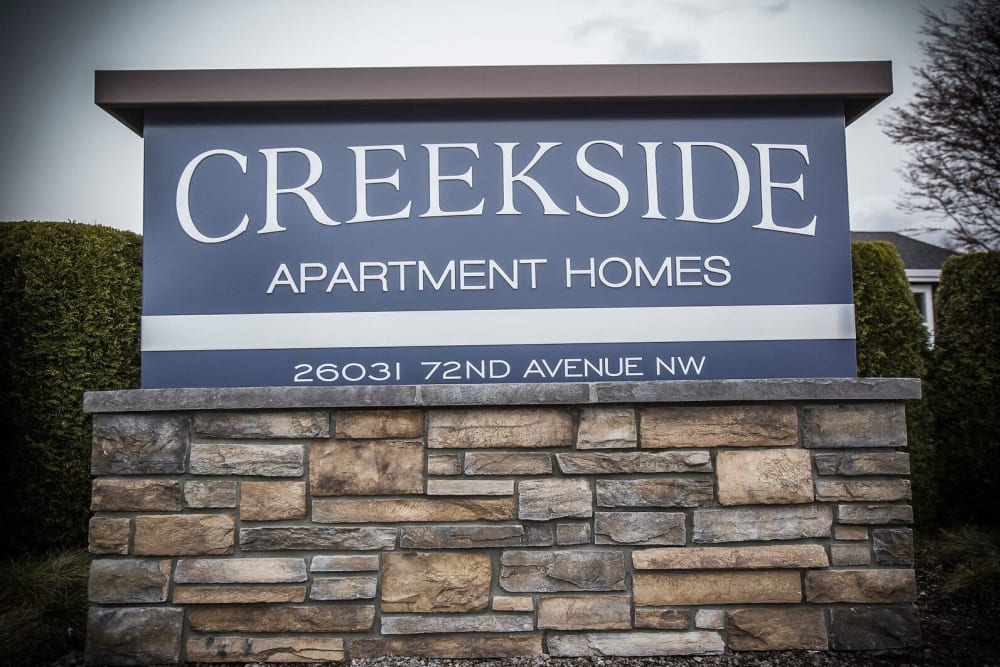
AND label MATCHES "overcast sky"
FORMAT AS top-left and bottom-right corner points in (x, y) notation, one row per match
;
(0, 0), (957, 243)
